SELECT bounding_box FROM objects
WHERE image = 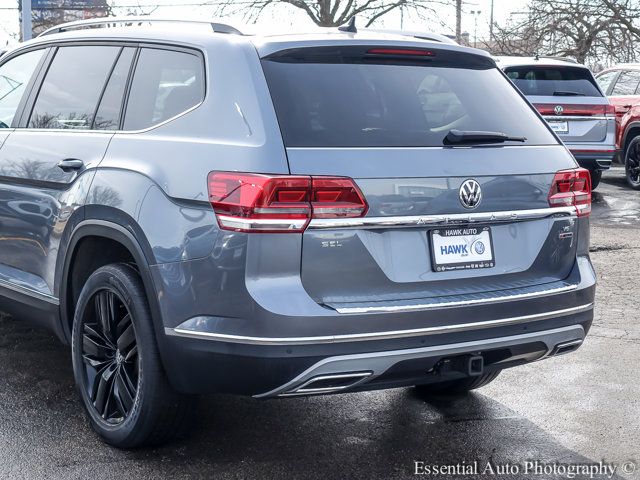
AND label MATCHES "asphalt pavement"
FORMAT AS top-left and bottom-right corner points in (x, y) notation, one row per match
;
(0, 166), (638, 480)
